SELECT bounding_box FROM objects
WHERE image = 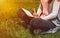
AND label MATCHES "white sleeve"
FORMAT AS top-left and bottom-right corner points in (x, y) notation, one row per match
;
(42, 2), (60, 20)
